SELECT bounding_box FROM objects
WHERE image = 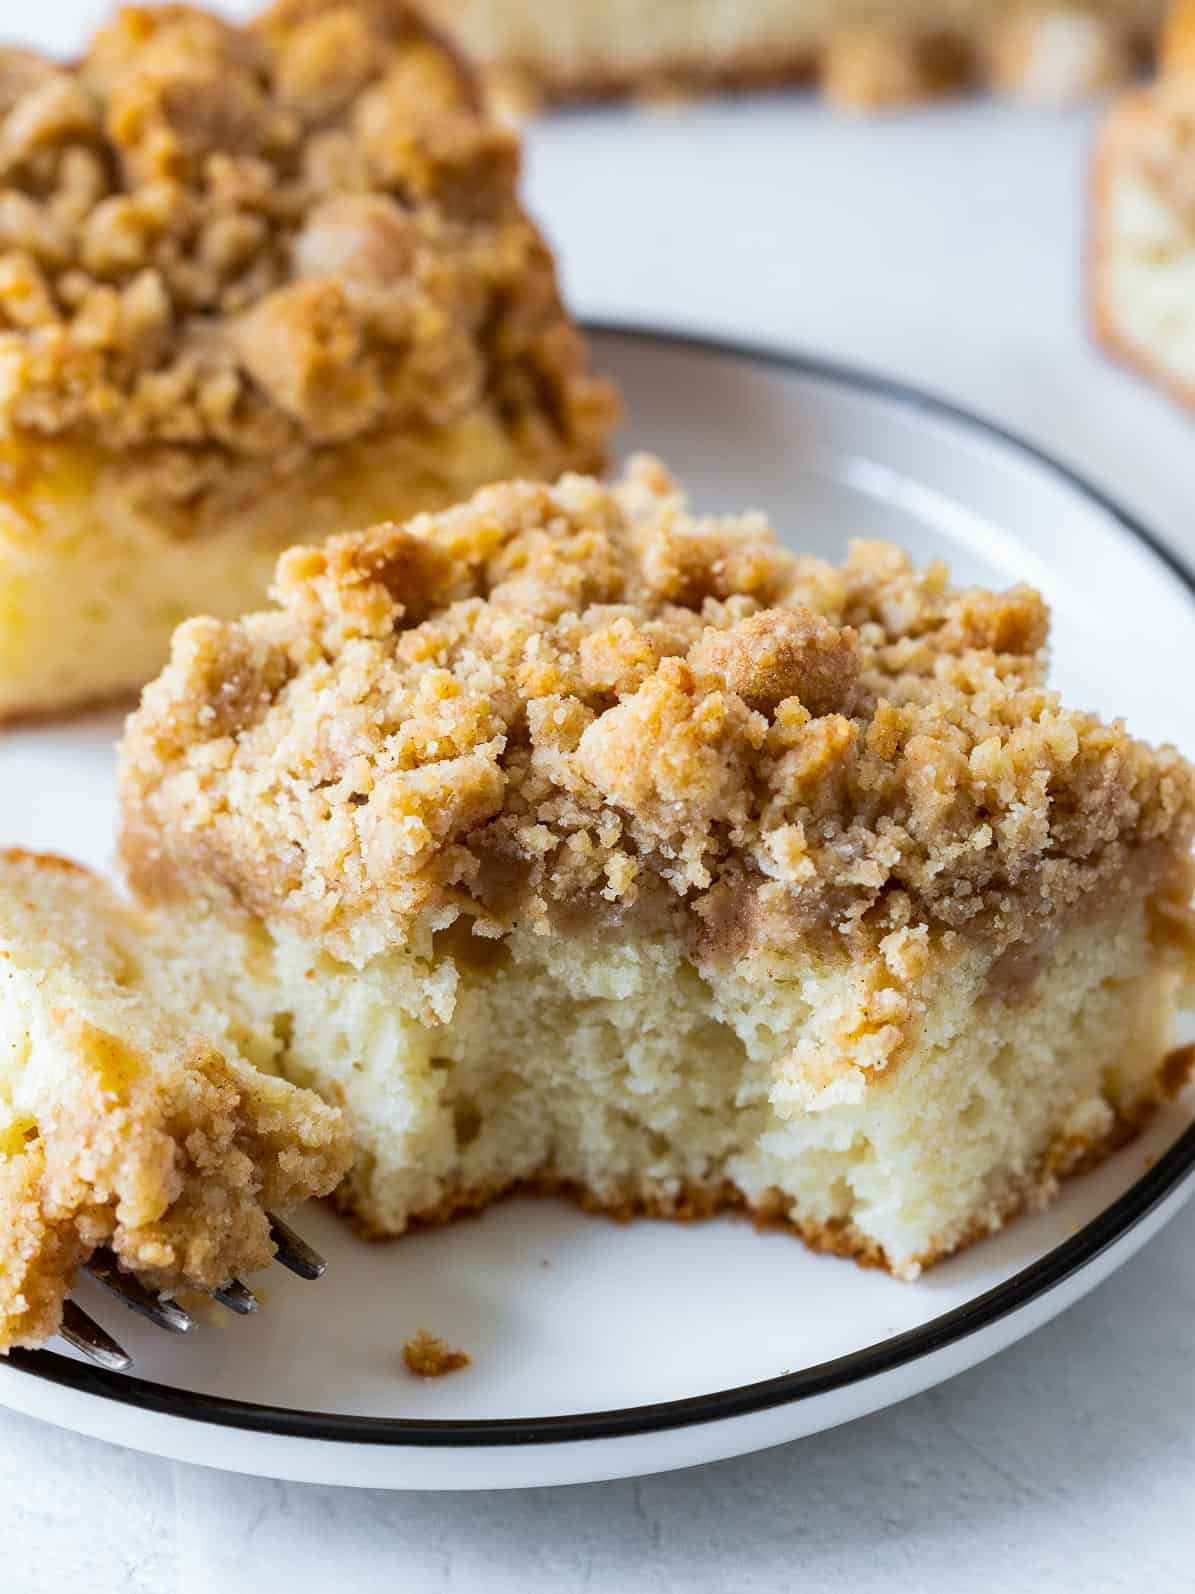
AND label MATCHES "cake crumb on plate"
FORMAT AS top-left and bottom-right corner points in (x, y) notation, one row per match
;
(403, 1331), (472, 1378)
